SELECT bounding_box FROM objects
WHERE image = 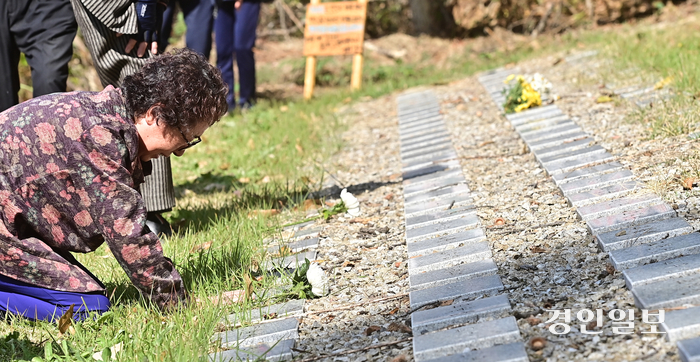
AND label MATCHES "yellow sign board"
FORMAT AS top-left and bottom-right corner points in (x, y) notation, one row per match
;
(303, 1), (367, 56)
